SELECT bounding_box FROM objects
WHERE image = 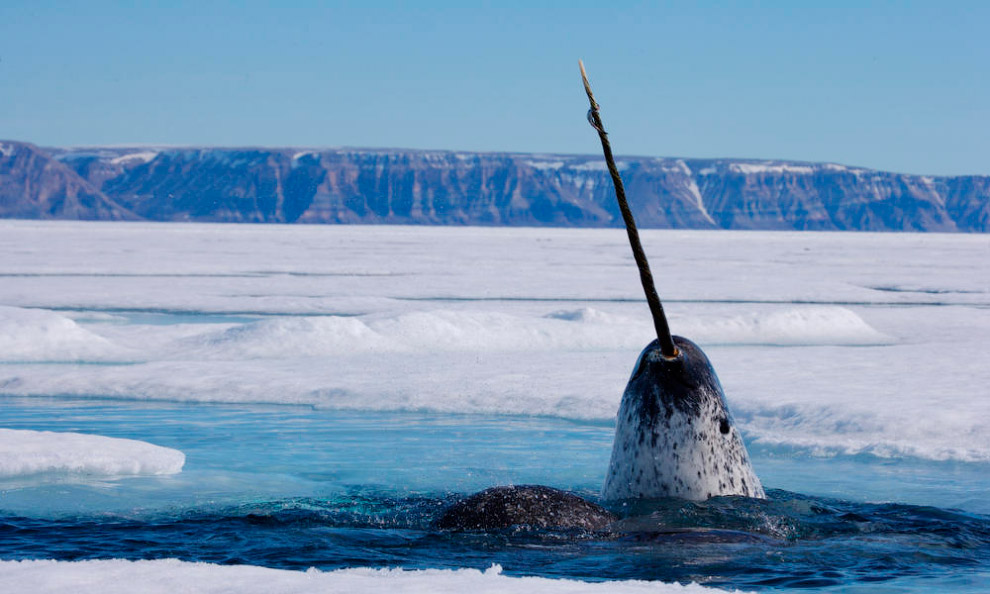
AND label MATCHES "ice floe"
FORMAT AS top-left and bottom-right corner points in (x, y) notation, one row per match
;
(0, 429), (184, 478)
(0, 560), (748, 594)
